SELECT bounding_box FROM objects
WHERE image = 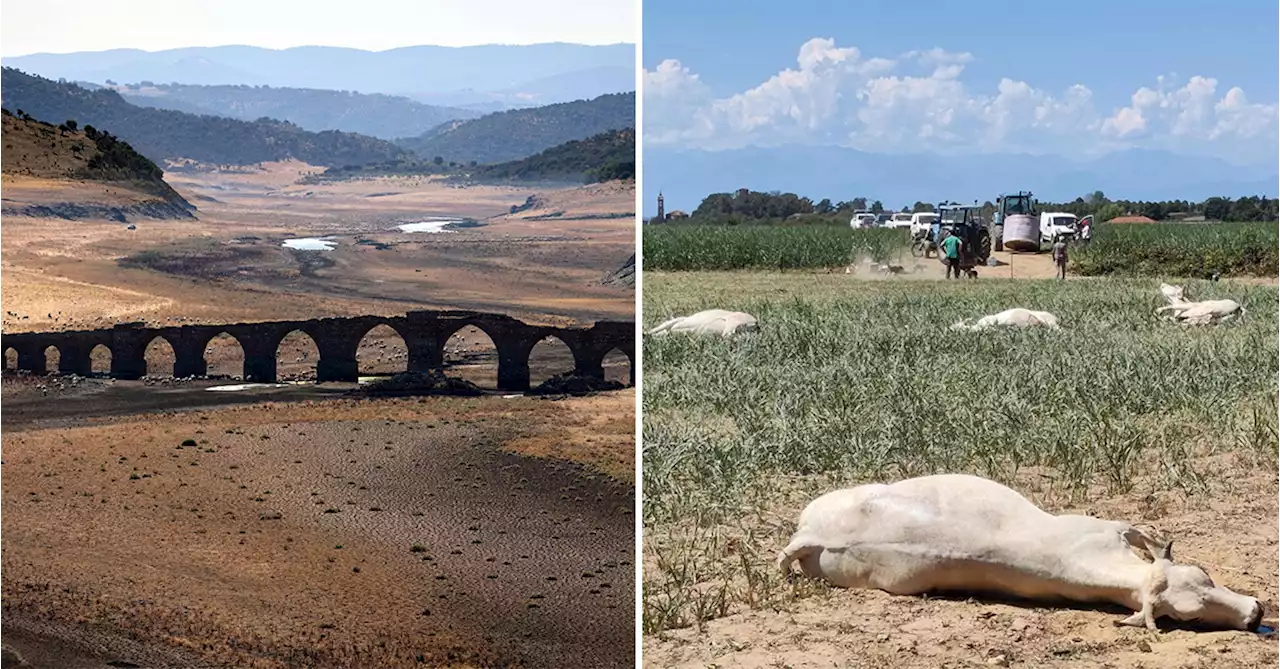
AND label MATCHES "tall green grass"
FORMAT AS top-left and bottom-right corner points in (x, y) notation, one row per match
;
(641, 274), (1278, 633)
(1074, 222), (1277, 277)
(643, 225), (909, 271)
